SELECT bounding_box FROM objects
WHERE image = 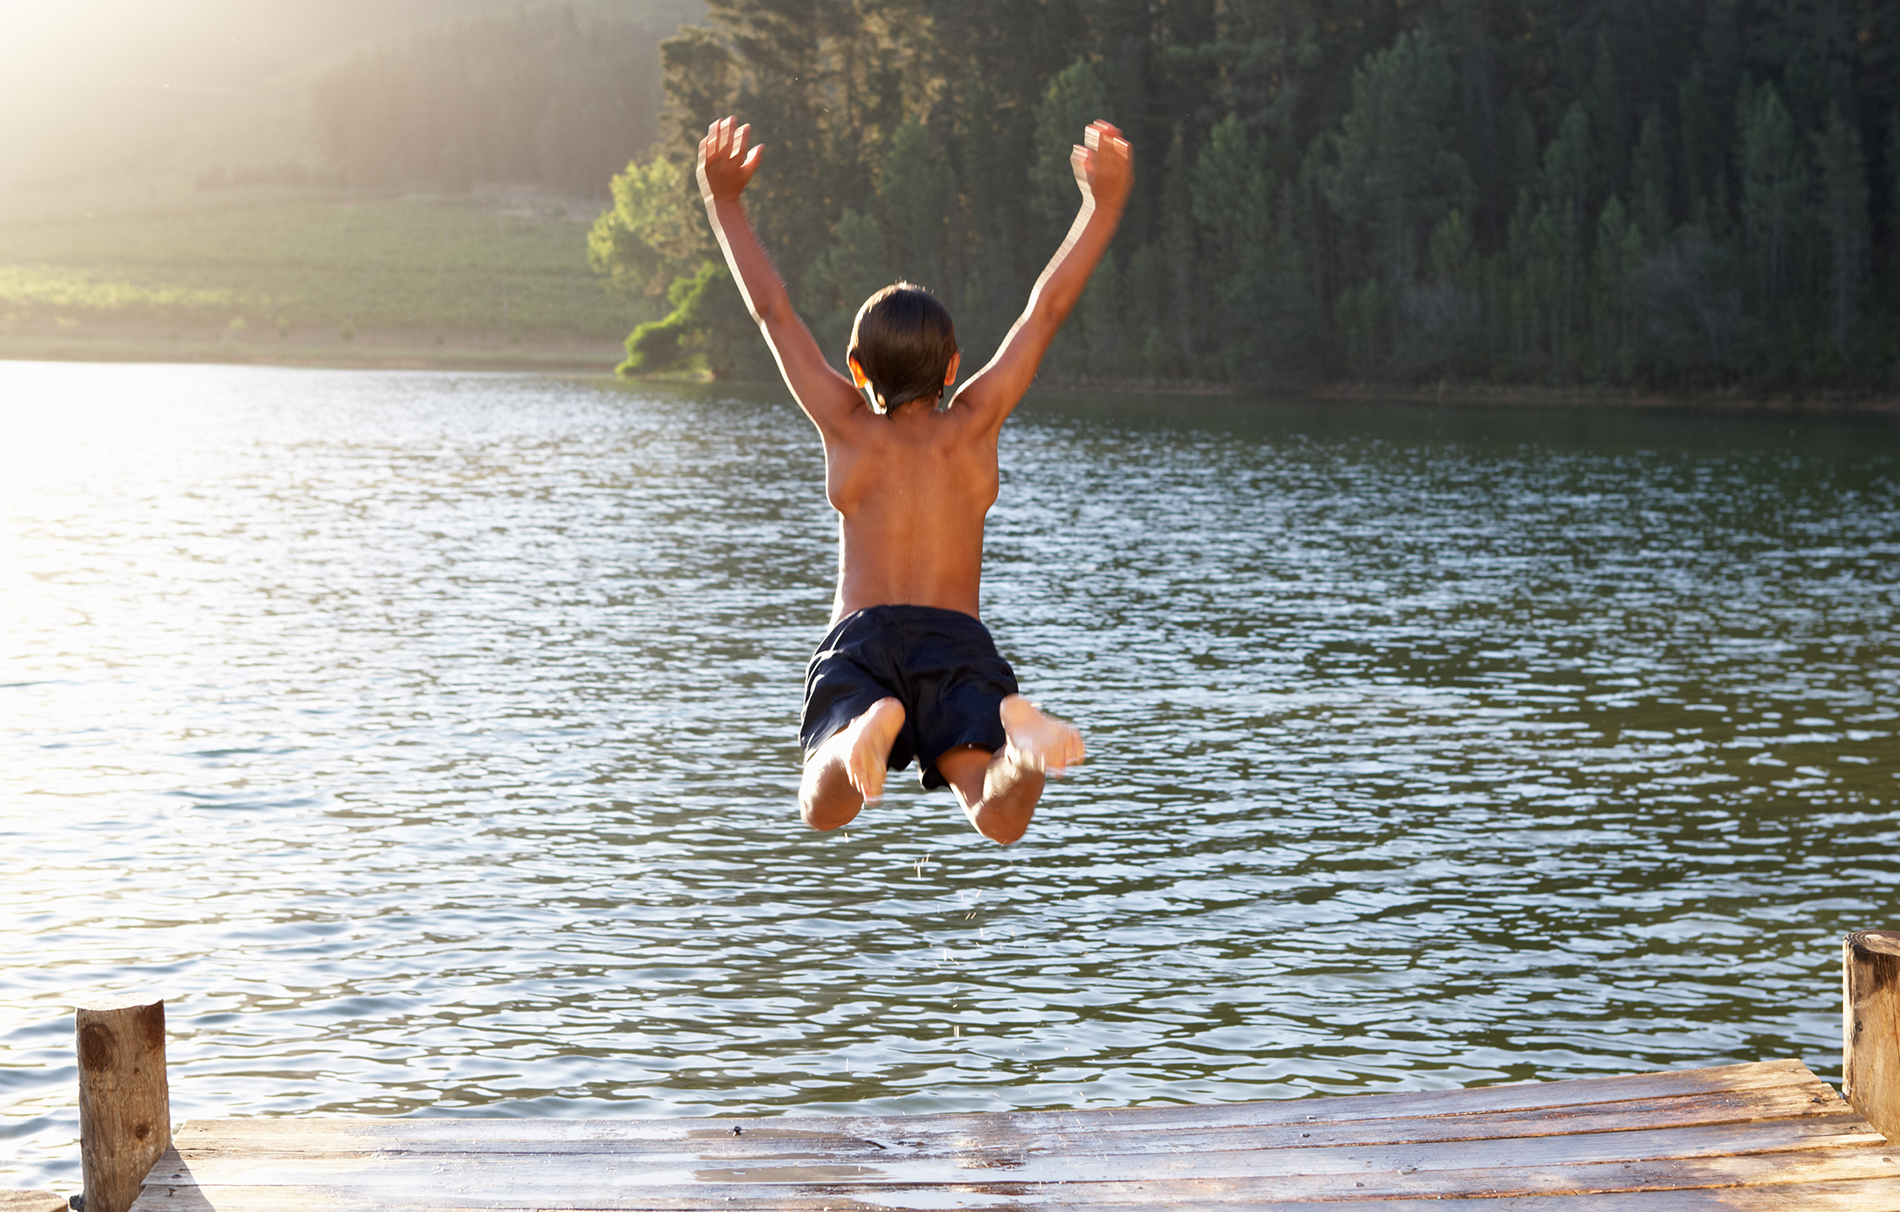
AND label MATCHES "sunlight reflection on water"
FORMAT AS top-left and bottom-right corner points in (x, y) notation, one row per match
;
(2, 361), (1896, 1188)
